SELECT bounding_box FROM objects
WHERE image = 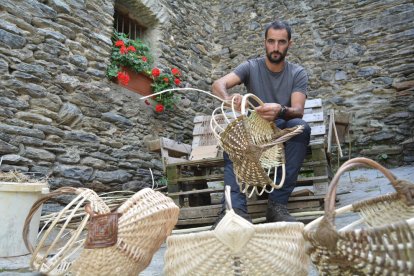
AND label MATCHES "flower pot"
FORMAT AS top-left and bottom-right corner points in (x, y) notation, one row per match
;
(0, 182), (49, 257)
(117, 67), (153, 96)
